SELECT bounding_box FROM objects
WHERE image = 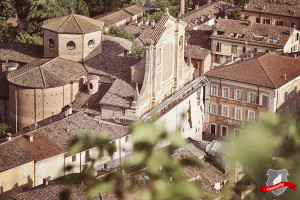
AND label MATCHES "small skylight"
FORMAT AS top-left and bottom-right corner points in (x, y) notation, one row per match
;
(45, 128), (51, 132)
